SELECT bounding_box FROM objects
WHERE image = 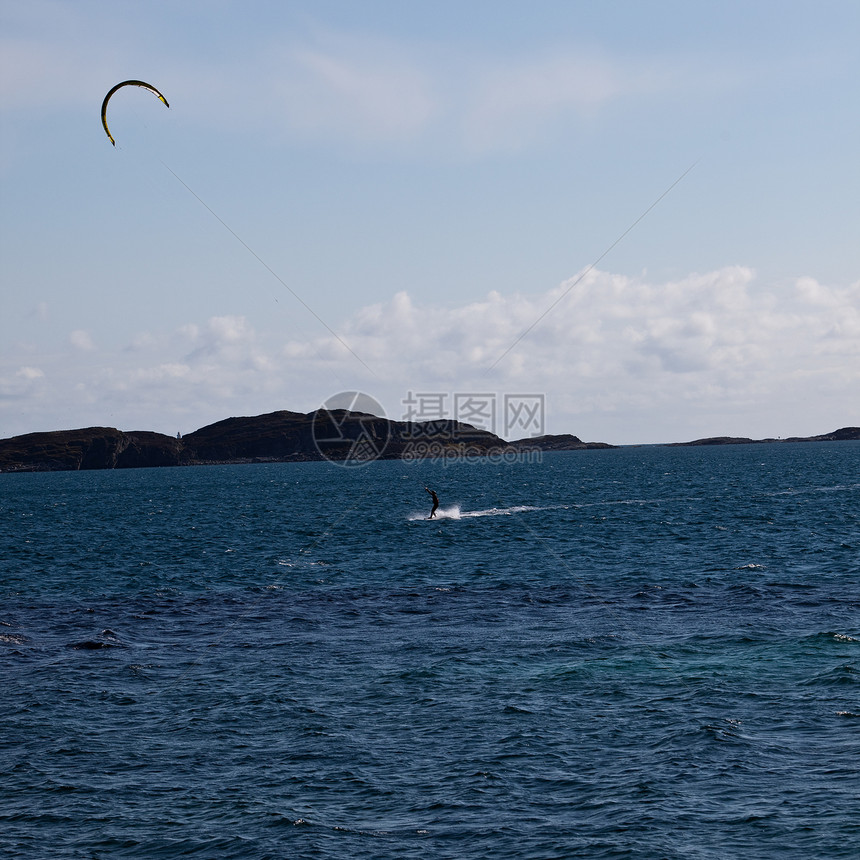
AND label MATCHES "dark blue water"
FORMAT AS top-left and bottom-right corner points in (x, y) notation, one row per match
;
(1, 443), (858, 859)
